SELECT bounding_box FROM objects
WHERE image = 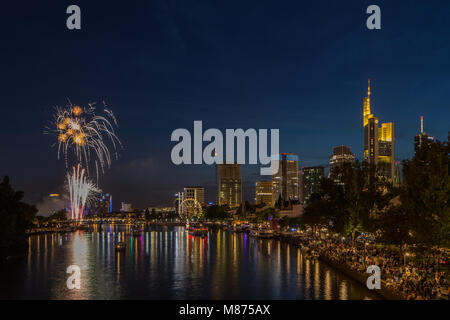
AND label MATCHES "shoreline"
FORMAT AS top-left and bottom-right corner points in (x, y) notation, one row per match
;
(22, 223), (432, 300)
(275, 233), (408, 300)
(318, 253), (407, 300)
(276, 234), (405, 300)
(26, 221), (185, 235)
